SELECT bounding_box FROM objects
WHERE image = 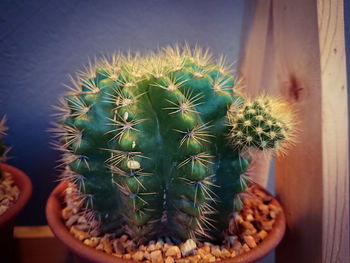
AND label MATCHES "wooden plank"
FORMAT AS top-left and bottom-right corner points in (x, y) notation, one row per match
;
(15, 237), (70, 263)
(238, 0), (275, 97)
(238, 0), (276, 188)
(12, 226), (70, 263)
(270, 0), (349, 262)
(14, 225), (54, 238)
(240, 0), (349, 261)
(271, 1), (323, 262)
(317, 0), (349, 261)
